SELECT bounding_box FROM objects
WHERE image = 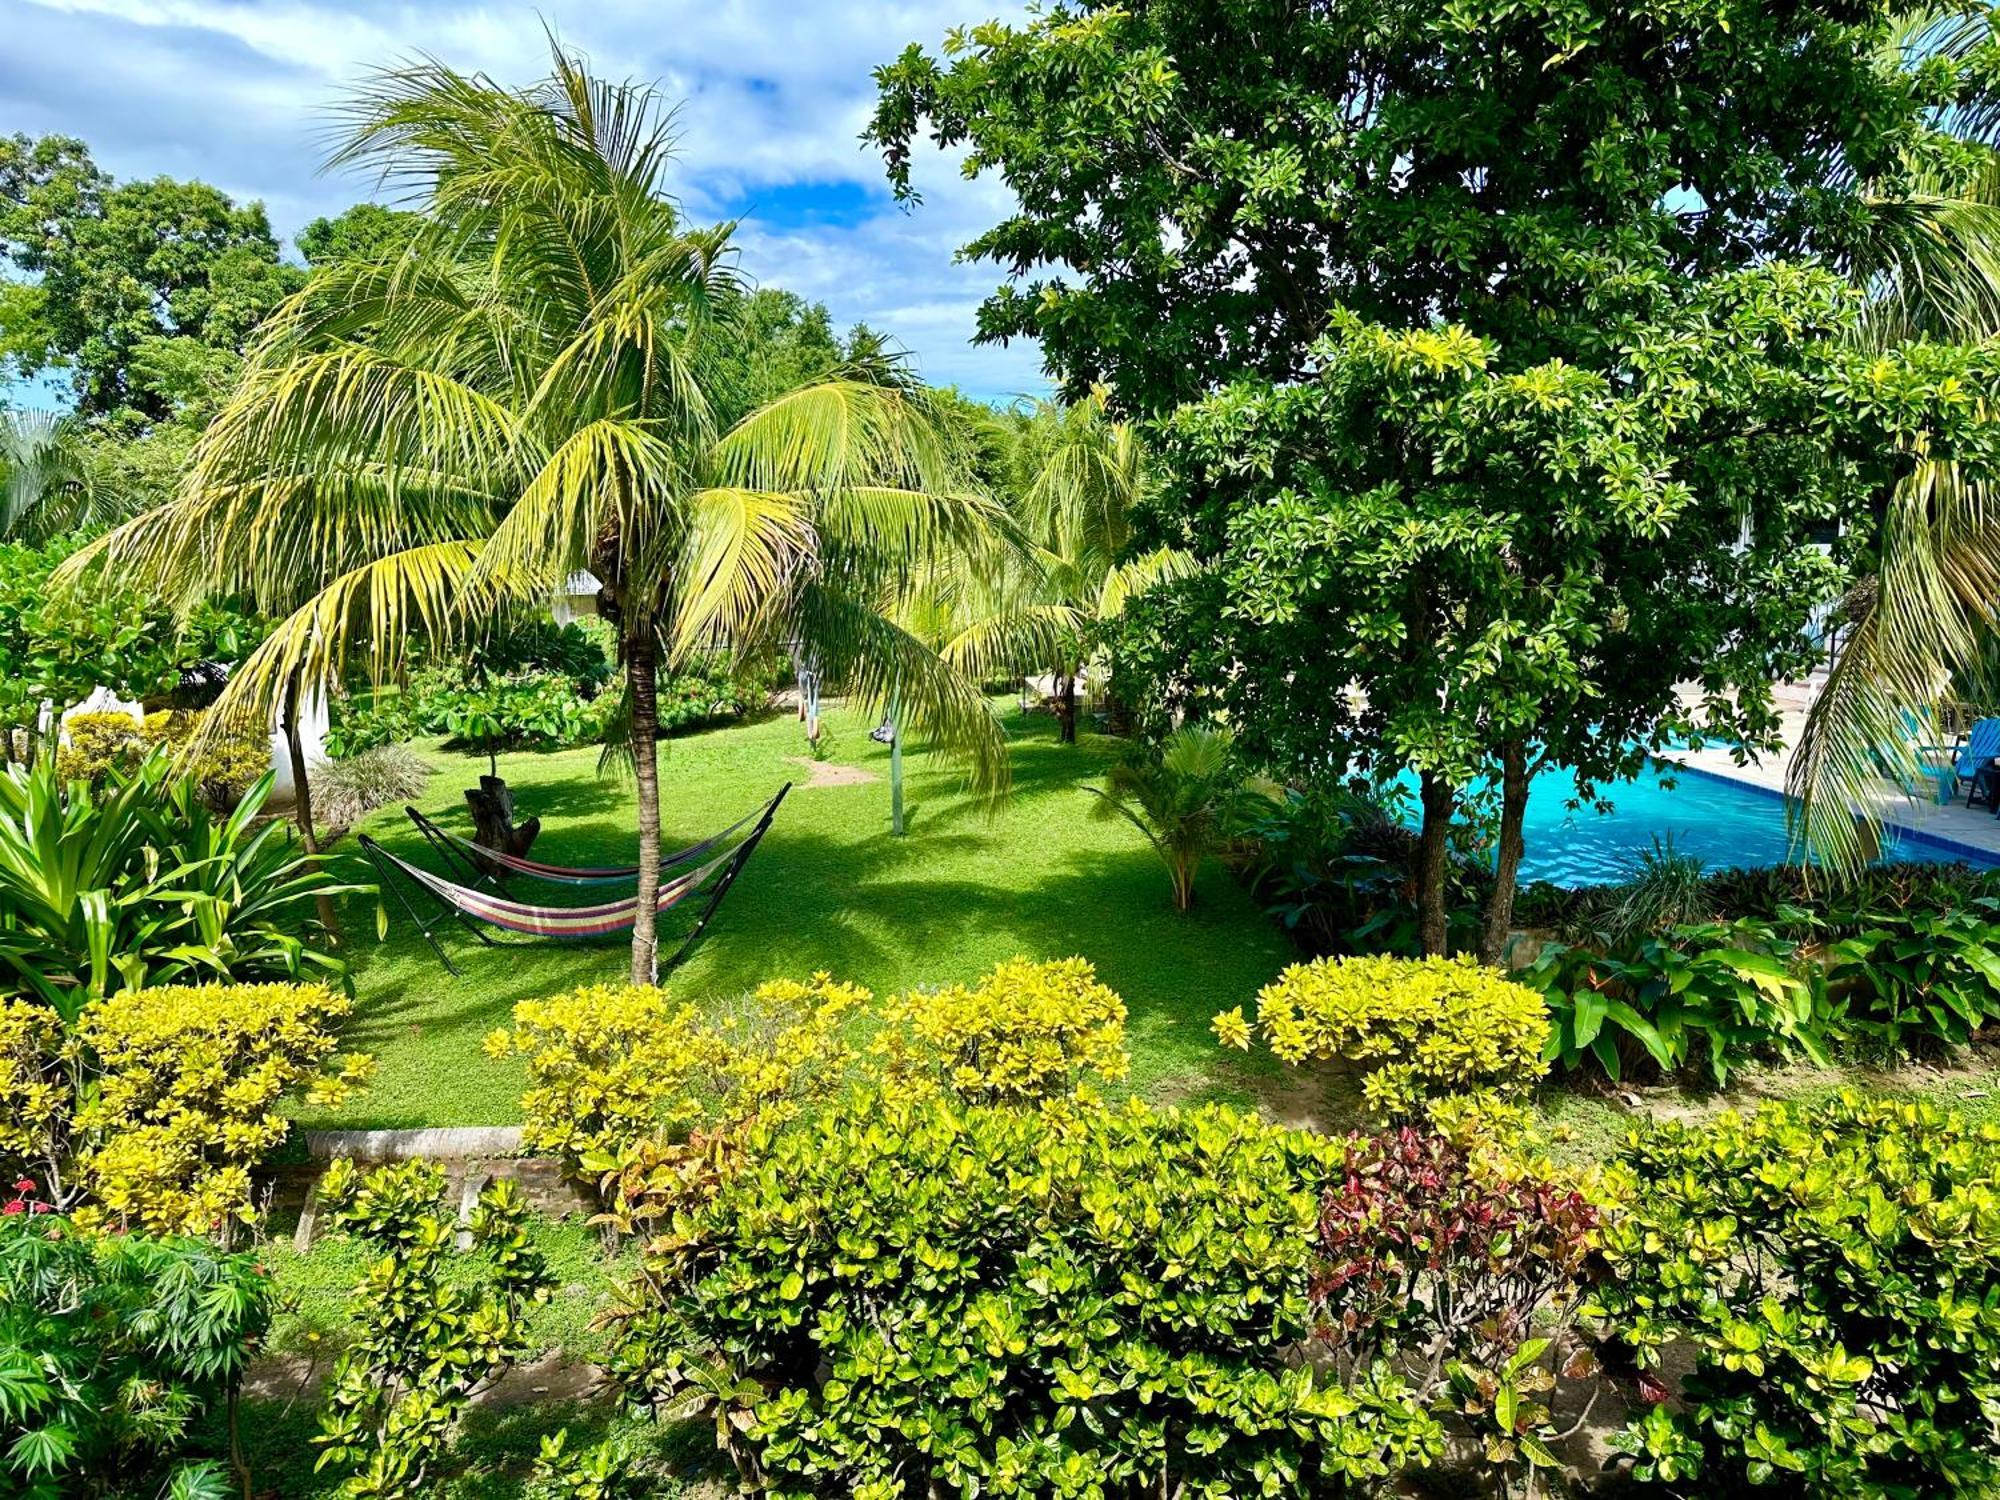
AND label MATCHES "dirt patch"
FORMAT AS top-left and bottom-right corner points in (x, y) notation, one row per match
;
(785, 755), (879, 789)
